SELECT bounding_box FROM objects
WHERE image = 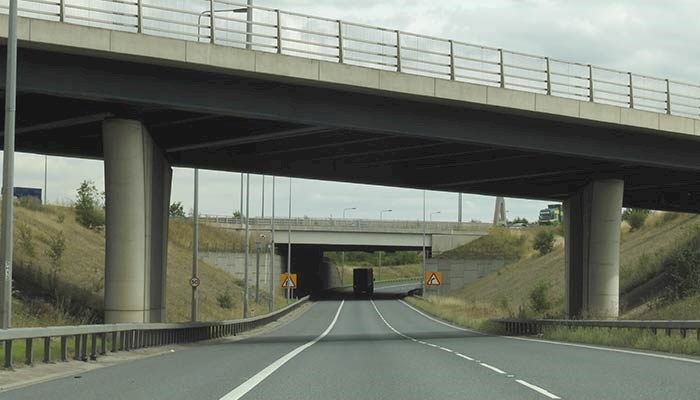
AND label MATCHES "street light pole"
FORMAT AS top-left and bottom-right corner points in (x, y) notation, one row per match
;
(1, 0), (18, 328)
(261, 175), (265, 218)
(268, 176), (276, 313)
(239, 172), (243, 221)
(44, 155), (48, 204)
(430, 211), (441, 221)
(246, 0), (253, 50)
(286, 177), (292, 300)
(422, 190), (426, 294)
(243, 173), (251, 317)
(378, 209), (392, 281)
(191, 169), (199, 322)
(340, 207), (356, 285)
(458, 193), (462, 223)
